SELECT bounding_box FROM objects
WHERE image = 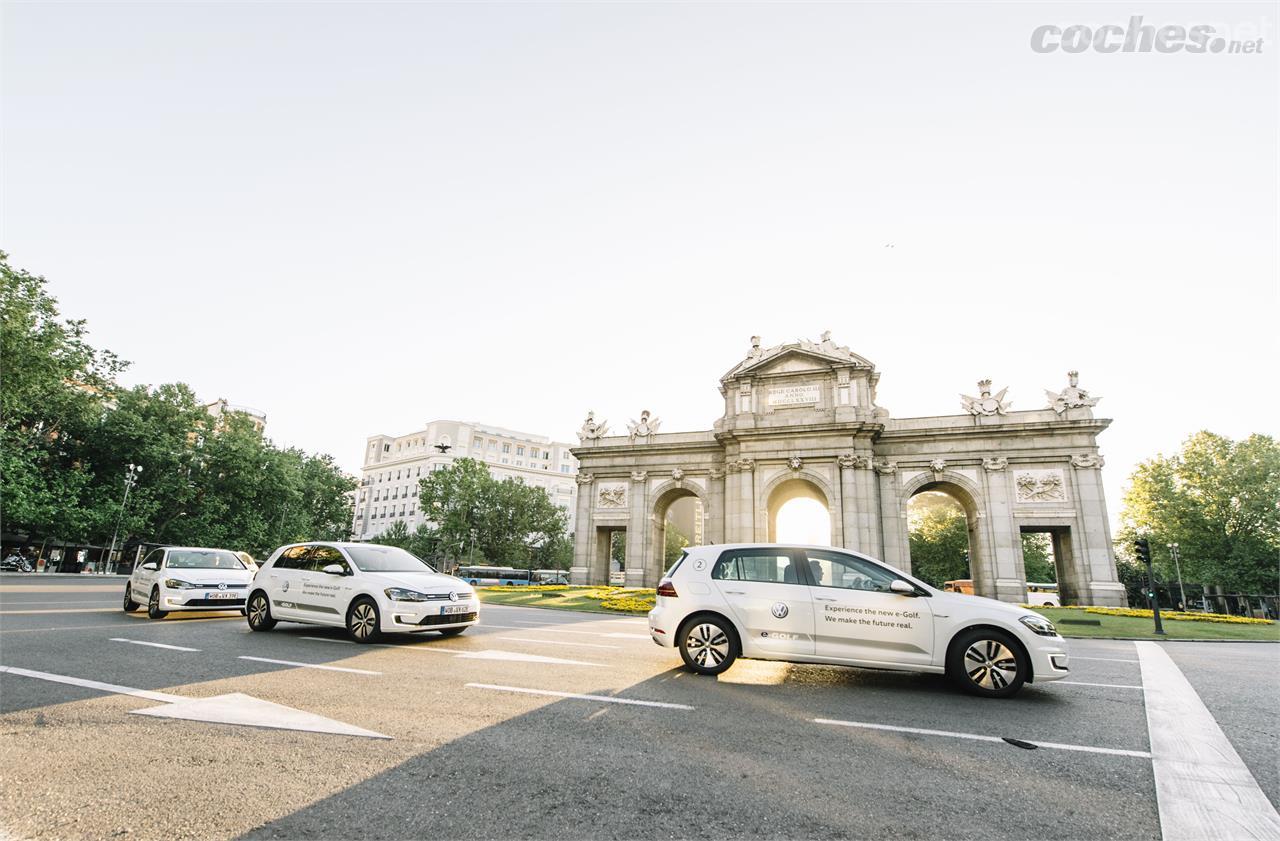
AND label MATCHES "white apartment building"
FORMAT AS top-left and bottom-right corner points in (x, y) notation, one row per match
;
(352, 420), (578, 541)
